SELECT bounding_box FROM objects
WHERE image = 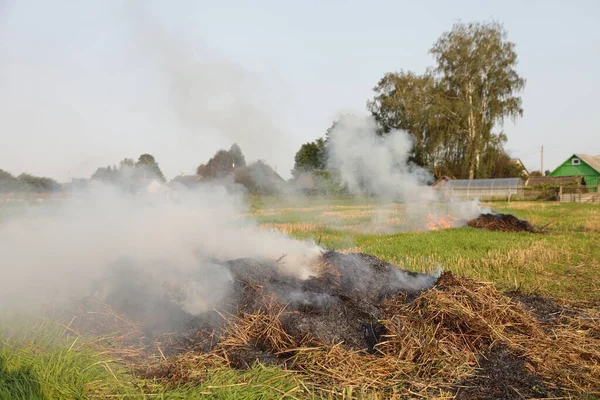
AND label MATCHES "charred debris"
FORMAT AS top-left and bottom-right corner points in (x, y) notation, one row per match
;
(67, 250), (599, 398)
(467, 212), (538, 233)
(91, 251), (439, 356)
